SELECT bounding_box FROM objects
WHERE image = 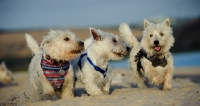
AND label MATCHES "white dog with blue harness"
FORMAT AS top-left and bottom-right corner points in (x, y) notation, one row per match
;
(72, 27), (129, 96)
